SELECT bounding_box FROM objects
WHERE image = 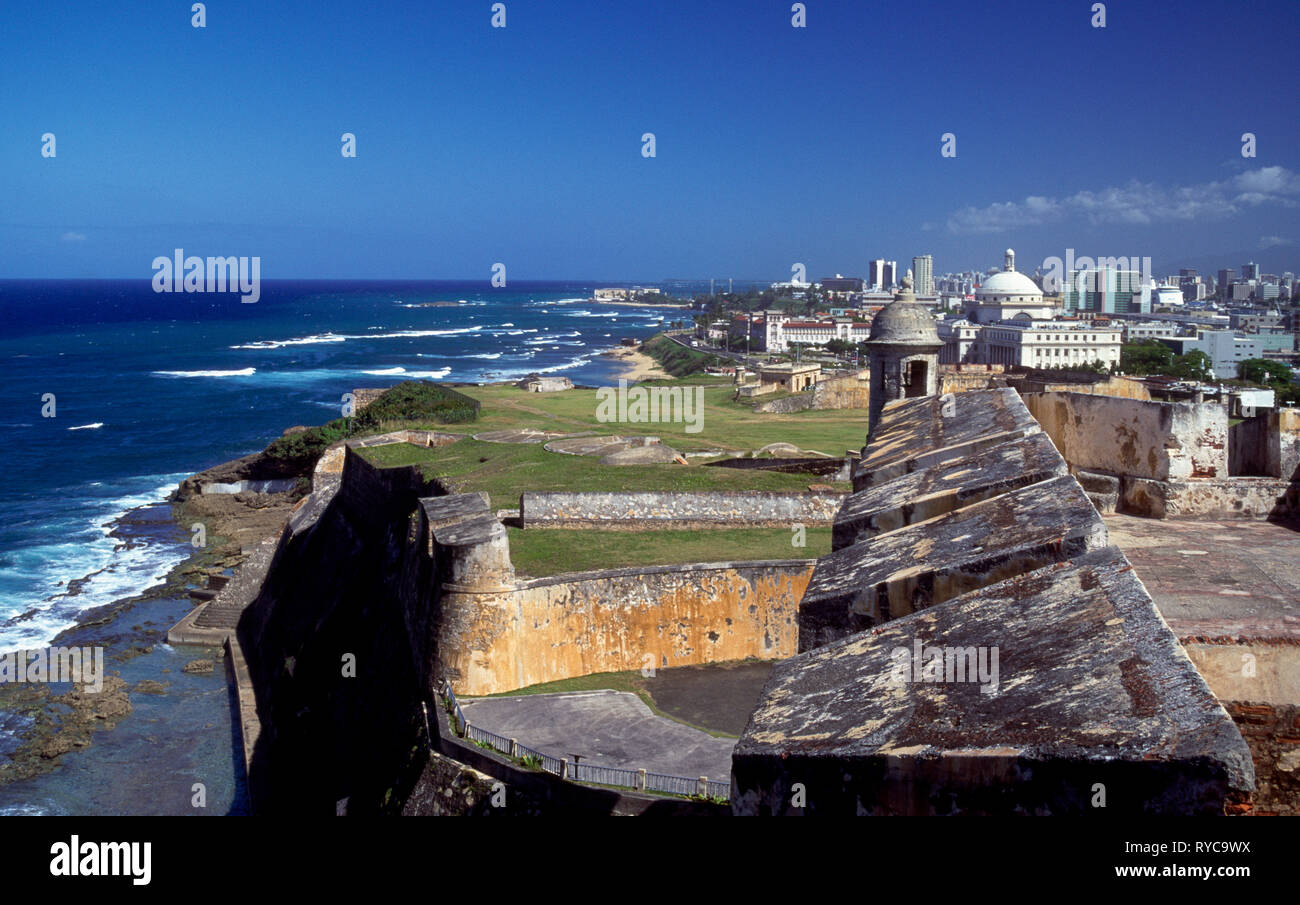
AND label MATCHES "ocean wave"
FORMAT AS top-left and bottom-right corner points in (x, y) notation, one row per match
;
(152, 368), (256, 378)
(67, 423), (103, 431)
(230, 326), (482, 350)
(359, 366), (451, 379)
(491, 353), (597, 381)
(0, 473), (192, 654)
(229, 333), (348, 350)
(523, 331), (581, 345)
